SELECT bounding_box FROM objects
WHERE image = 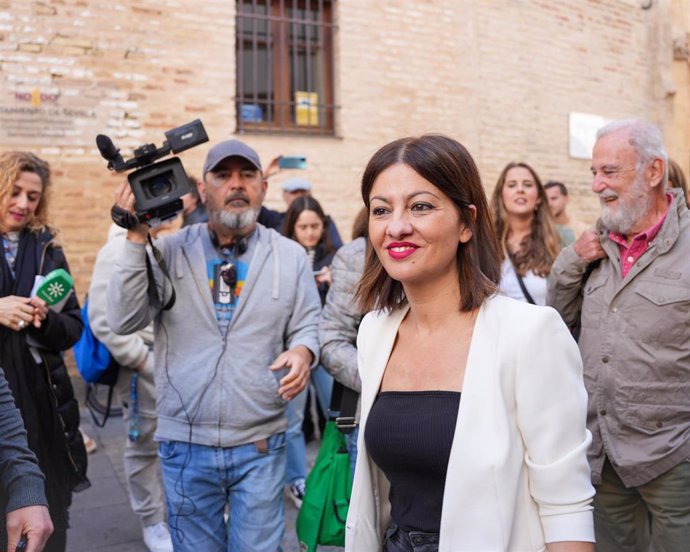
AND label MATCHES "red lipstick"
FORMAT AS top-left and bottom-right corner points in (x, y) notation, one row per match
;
(386, 242), (418, 260)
